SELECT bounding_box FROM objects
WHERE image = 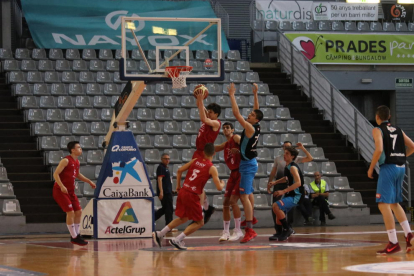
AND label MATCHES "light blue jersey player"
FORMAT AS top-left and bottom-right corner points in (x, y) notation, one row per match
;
(368, 105), (414, 255)
(228, 82), (263, 243)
